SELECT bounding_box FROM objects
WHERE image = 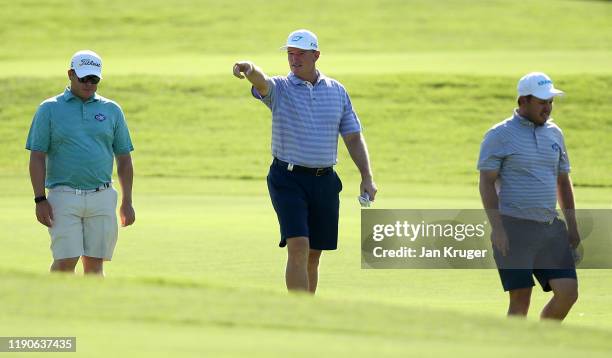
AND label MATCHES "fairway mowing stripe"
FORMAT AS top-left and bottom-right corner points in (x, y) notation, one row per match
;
(3, 271), (612, 348)
(1, 51), (611, 78)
